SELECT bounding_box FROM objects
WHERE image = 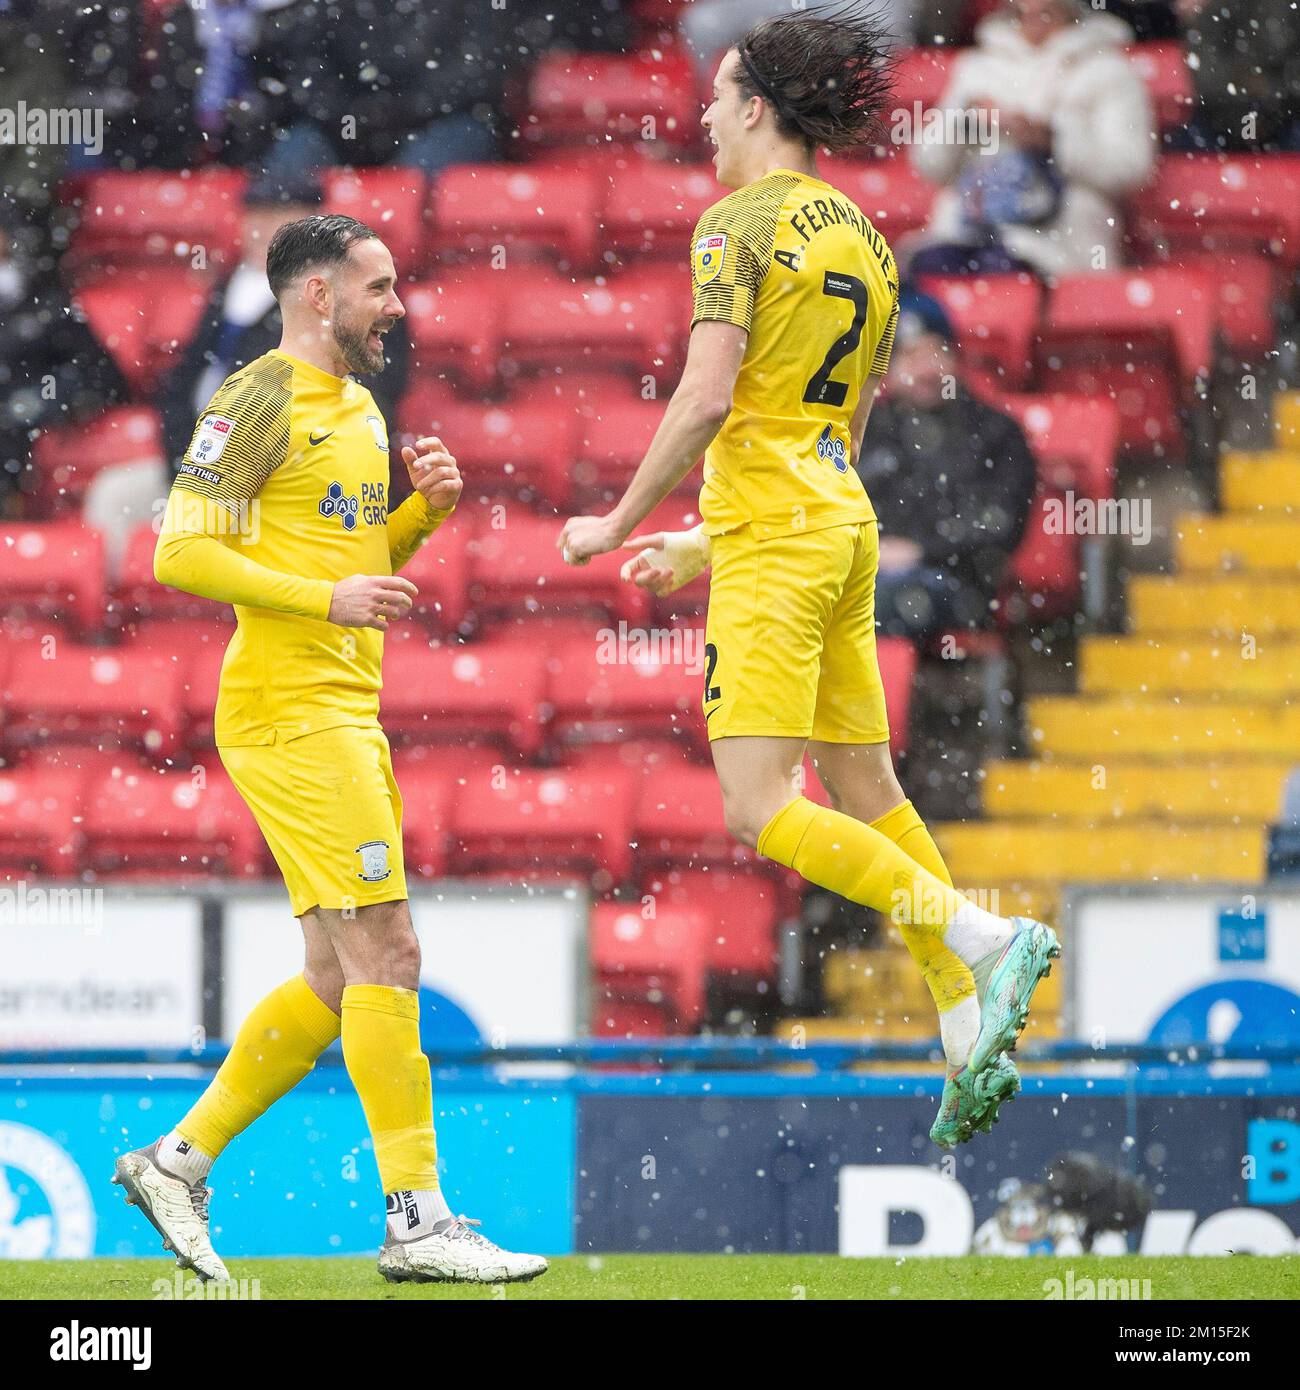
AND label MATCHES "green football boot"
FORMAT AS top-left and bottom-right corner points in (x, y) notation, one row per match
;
(929, 1053), (1021, 1148)
(968, 917), (1061, 1075)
